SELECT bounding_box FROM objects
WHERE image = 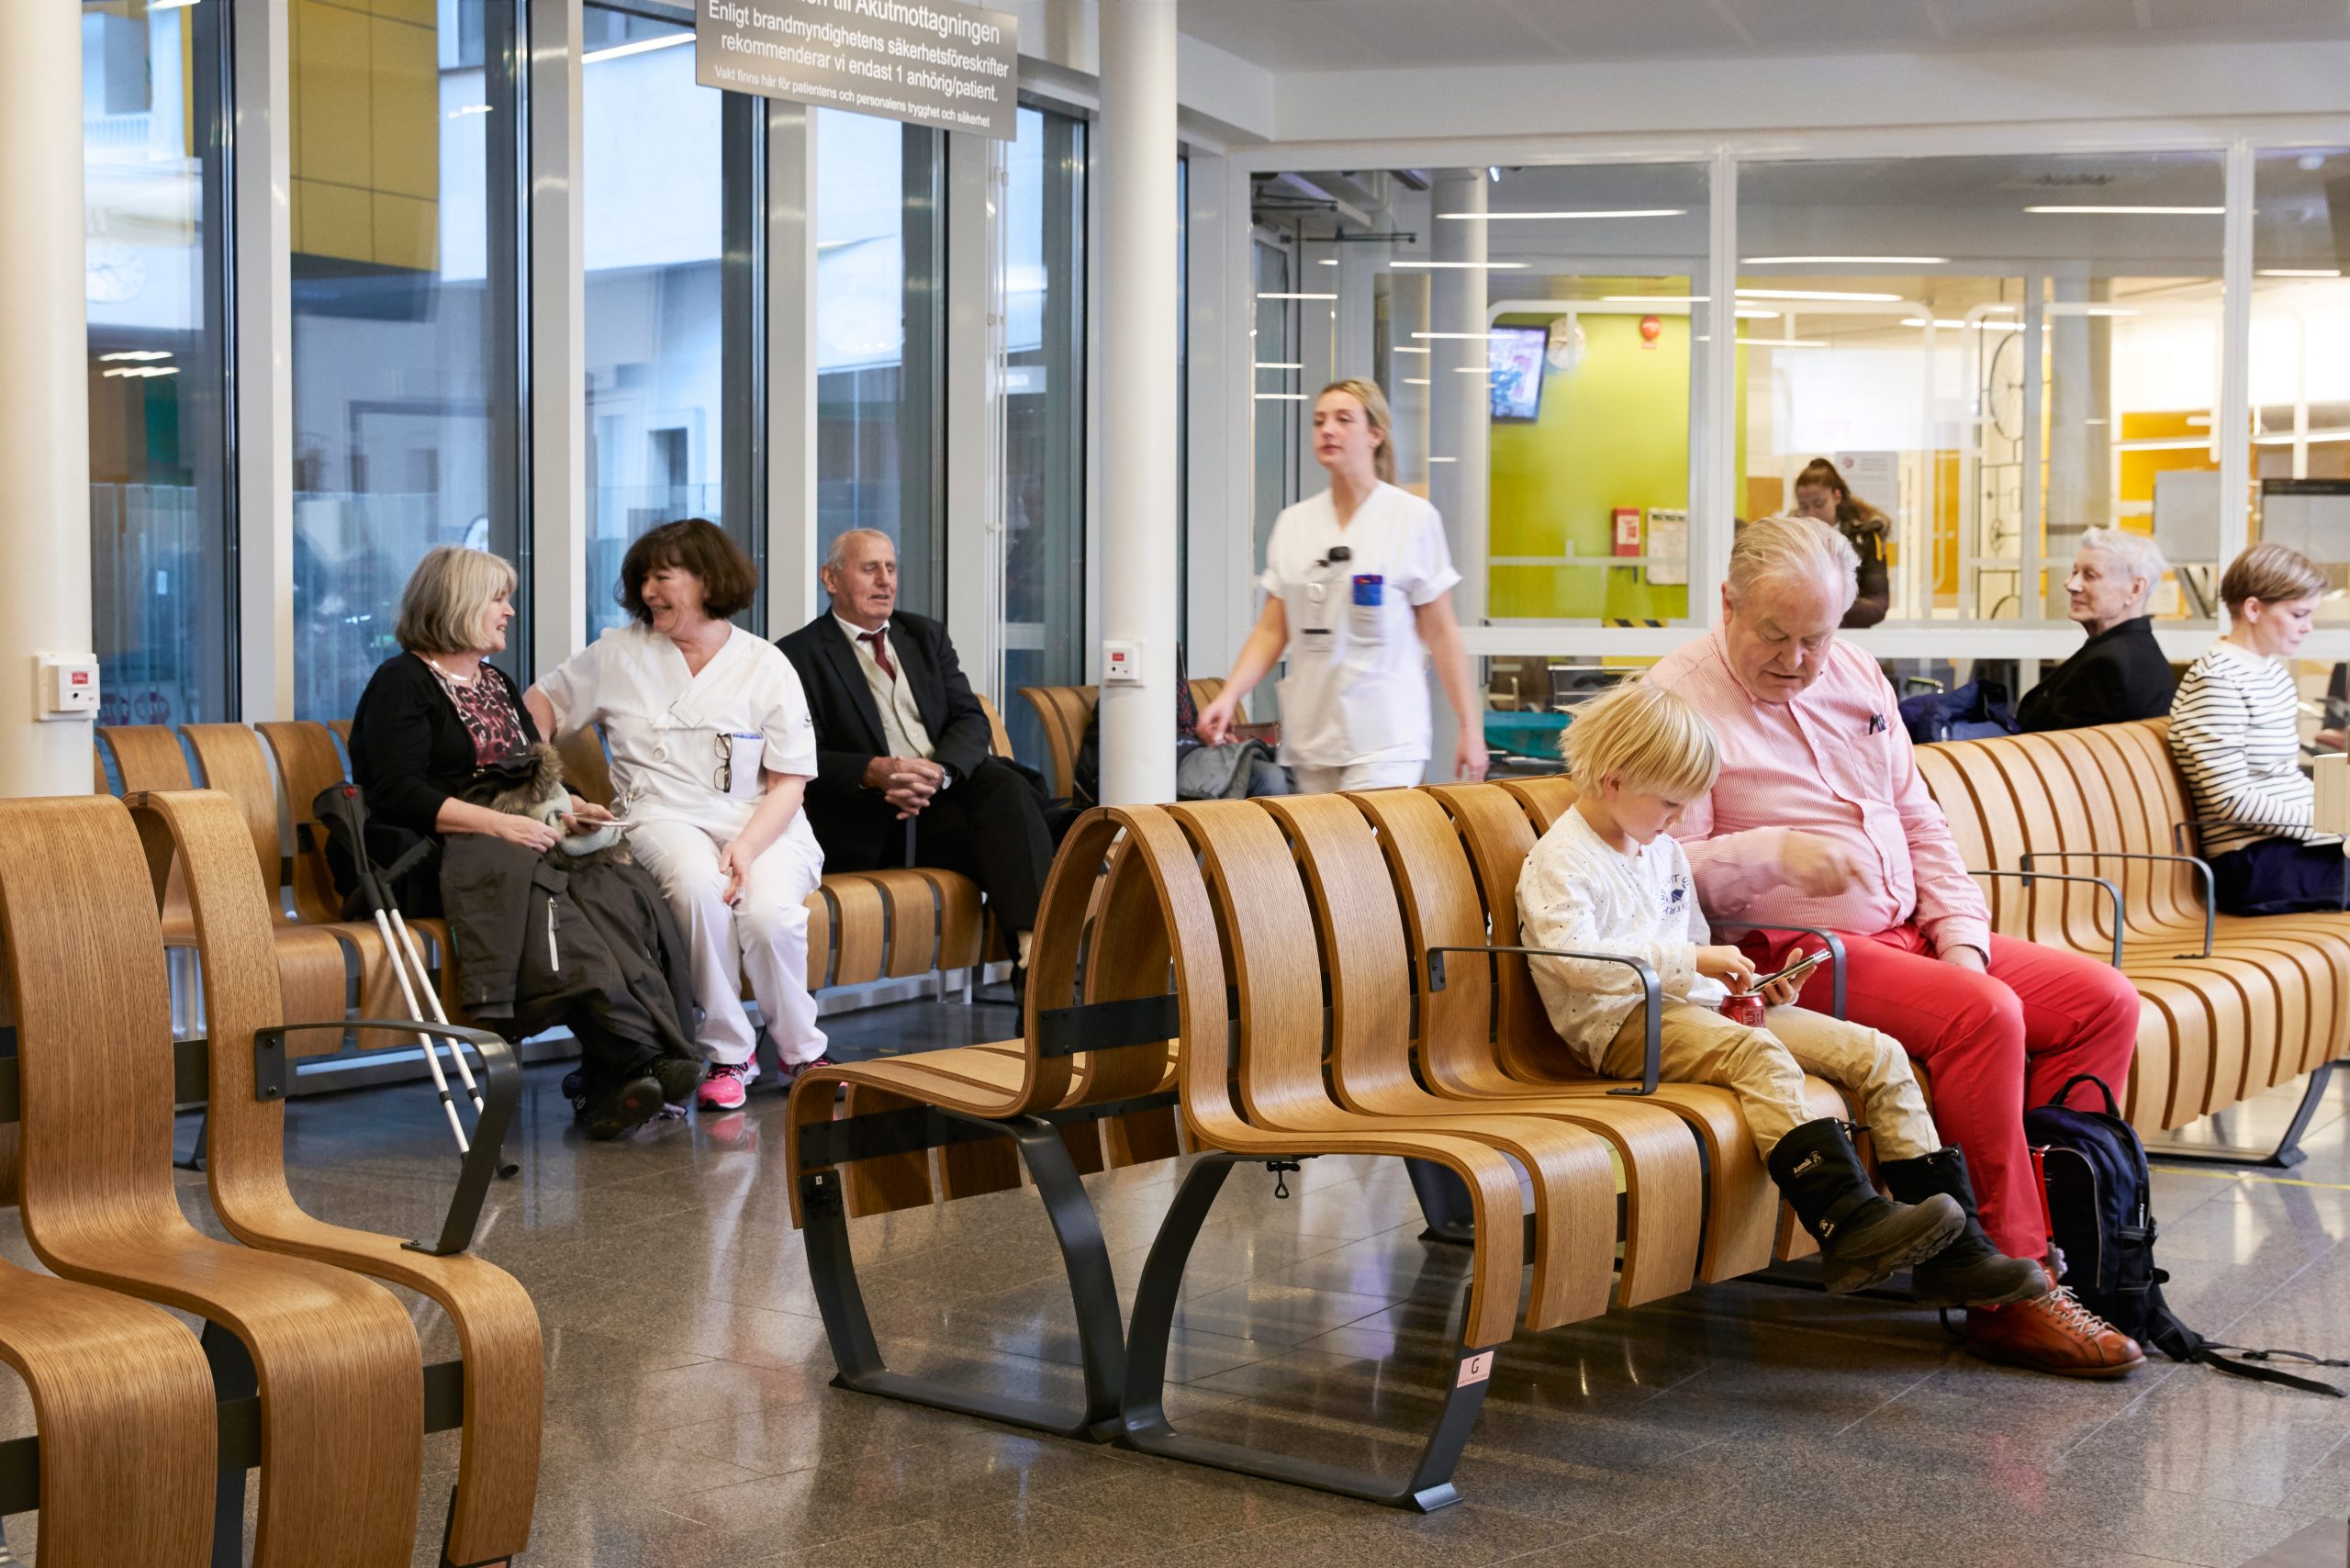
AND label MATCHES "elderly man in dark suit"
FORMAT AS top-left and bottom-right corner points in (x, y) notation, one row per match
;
(778, 528), (1056, 987)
